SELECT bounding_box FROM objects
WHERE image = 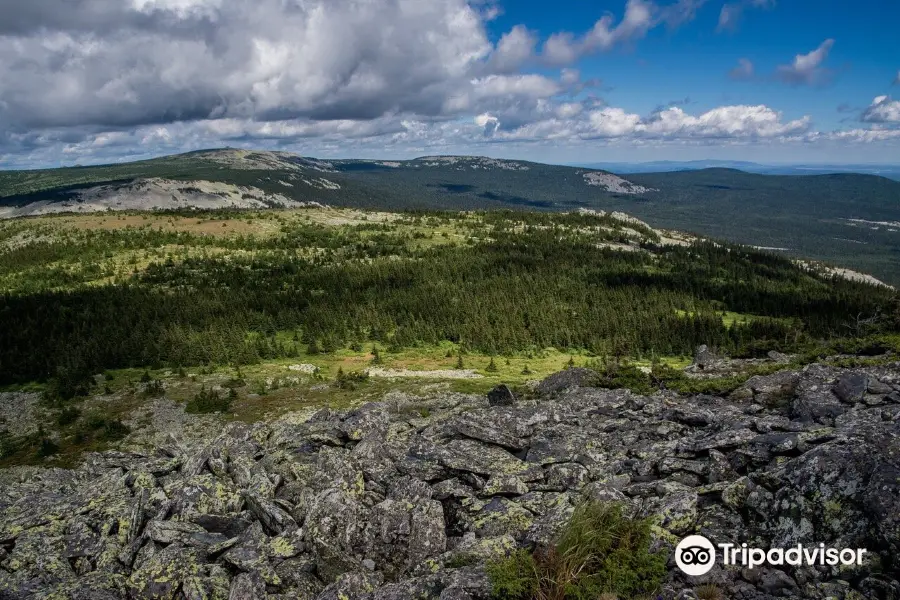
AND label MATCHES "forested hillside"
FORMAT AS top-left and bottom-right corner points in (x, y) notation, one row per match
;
(1, 208), (896, 396)
(2, 149), (899, 285)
